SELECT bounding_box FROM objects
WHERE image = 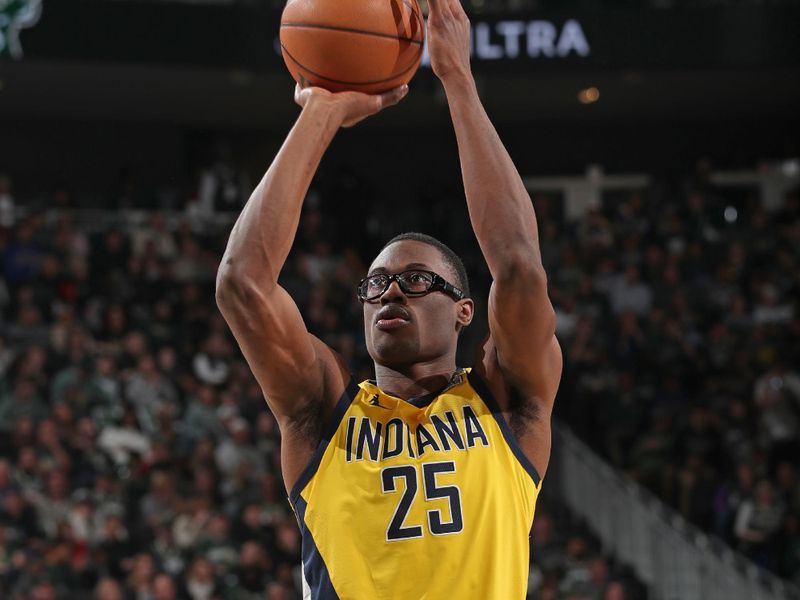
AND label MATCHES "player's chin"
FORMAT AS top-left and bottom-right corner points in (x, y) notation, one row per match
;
(369, 335), (420, 366)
